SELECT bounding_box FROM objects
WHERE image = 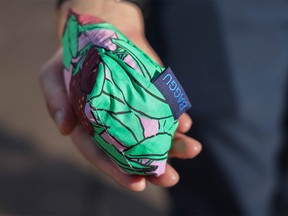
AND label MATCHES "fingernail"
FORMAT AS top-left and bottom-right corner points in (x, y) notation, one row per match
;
(130, 178), (146, 192)
(54, 110), (64, 130)
(170, 169), (179, 182)
(194, 142), (202, 153)
(184, 121), (190, 129)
